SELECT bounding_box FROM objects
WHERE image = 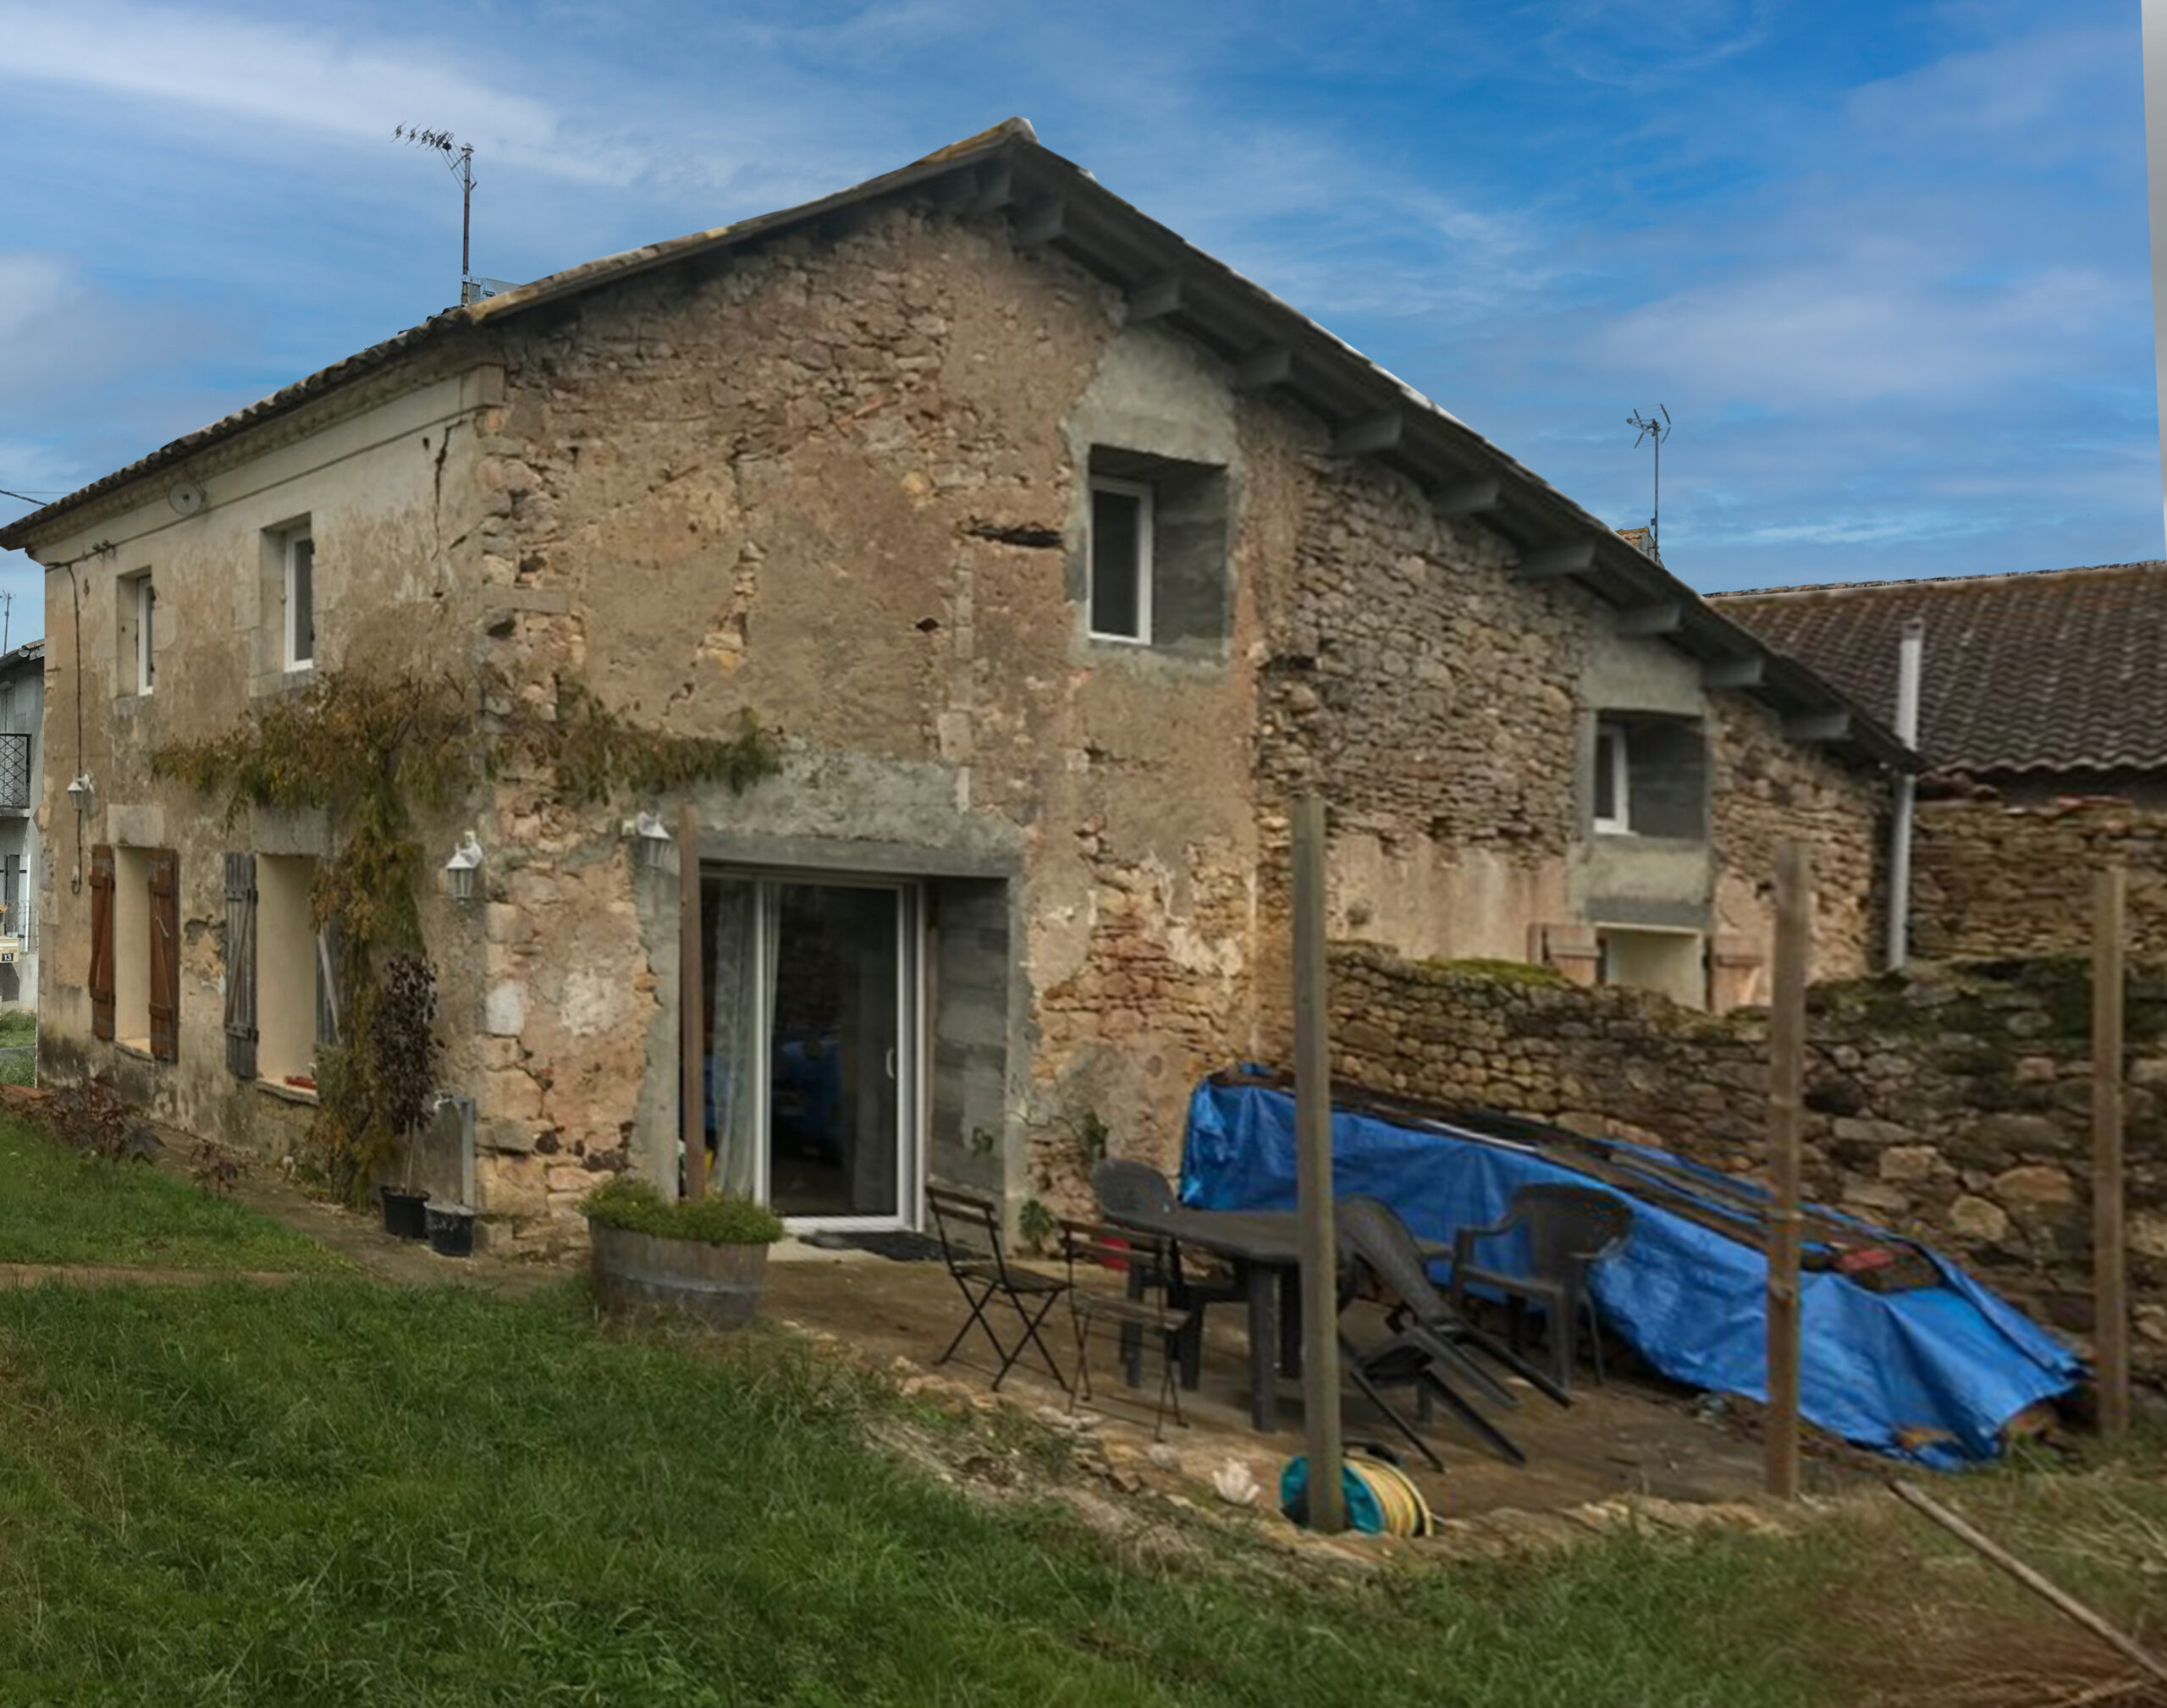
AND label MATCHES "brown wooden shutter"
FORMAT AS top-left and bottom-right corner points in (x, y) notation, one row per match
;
(223, 852), (257, 1079)
(89, 844), (115, 1041)
(148, 849), (179, 1062)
